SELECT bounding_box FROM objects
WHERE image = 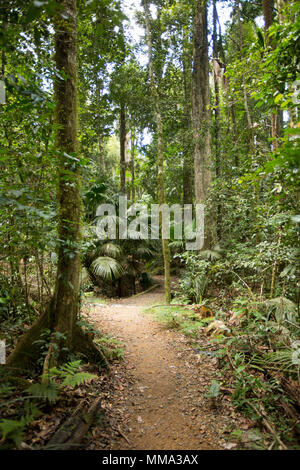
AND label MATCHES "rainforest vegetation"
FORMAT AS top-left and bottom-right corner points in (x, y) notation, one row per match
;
(0, 0), (299, 451)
